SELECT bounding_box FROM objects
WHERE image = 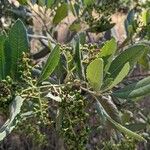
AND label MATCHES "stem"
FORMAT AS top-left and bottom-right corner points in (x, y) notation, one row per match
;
(37, 88), (44, 120)
(21, 84), (63, 95)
